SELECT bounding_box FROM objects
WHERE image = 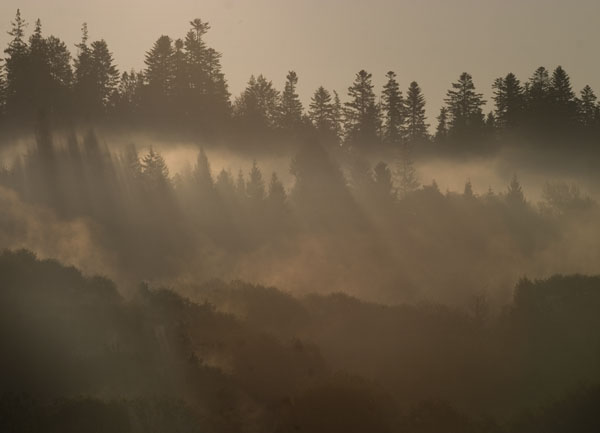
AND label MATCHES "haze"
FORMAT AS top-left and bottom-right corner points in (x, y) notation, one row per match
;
(3, 1), (600, 431)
